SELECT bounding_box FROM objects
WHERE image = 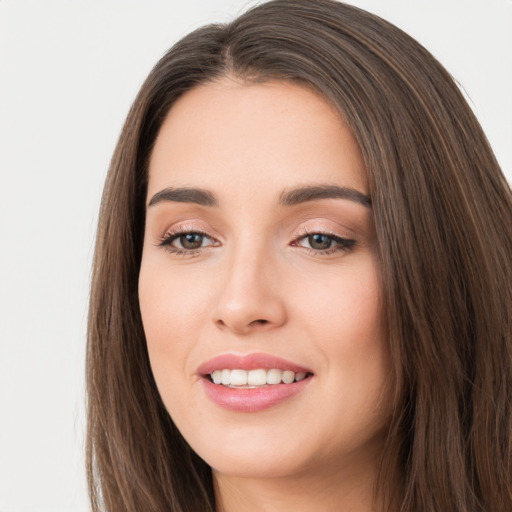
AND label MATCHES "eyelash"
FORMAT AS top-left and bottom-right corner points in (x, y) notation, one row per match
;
(292, 229), (356, 255)
(157, 228), (356, 257)
(157, 228), (216, 257)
